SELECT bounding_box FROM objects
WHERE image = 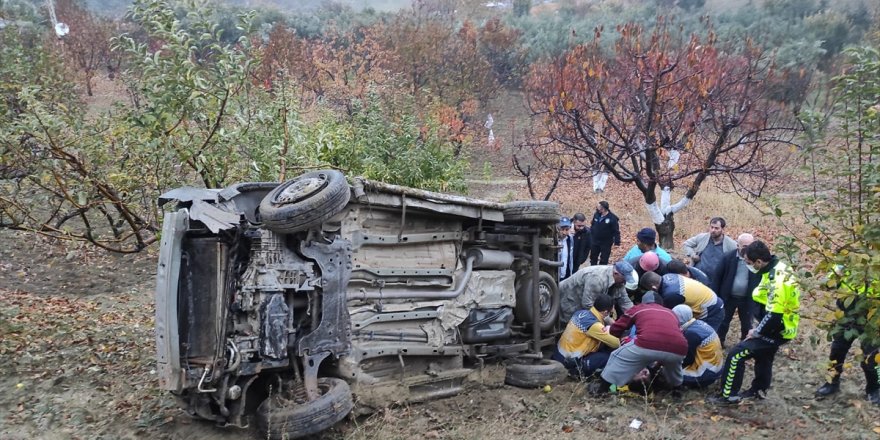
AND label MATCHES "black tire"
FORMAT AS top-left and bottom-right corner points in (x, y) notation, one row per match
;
(502, 201), (560, 224)
(504, 359), (567, 388)
(260, 170), (351, 233)
(256, 377), (354, 440)
(514, 271), (560, 332)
